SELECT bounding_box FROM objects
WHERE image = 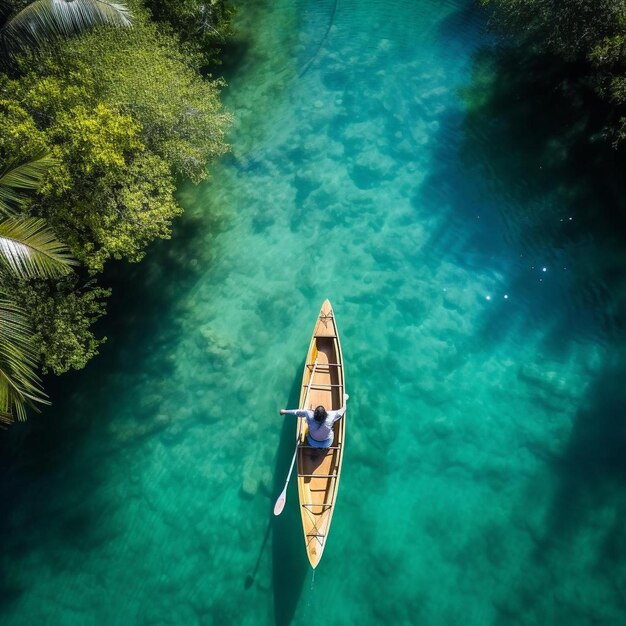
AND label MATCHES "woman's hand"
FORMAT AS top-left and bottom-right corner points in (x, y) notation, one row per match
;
(279, 409), (286, 415)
